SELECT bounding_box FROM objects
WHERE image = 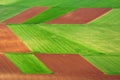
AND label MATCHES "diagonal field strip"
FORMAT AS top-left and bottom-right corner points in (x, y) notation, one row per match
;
(0, 0), (18, 5)
(38, 24), (120, 55)
(0, 5), (28, 23)
(23, 0), (120, 24)
(8, 24), (120, 55)
(89, 9), (120, 24)
(5, 53), (52, 74)
(7, 0), (120, 8)
(35, 54), (104, 75)
(83, 55), (120, 74)
(1, 1), (119, 24)
(8, 24), (103, 55)
(24, 0), (99, 24)
(3, 7), (48, 24)
(0, 54), (21, 74)
(46, 8), (111, 24)
(0, 54), (120, 80)
(0, 1), (120, 24)
(23, 6), (78, 24)
(35, 54), (120, 80)
(0, 24), (29, 52)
